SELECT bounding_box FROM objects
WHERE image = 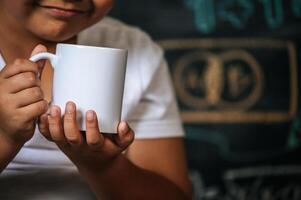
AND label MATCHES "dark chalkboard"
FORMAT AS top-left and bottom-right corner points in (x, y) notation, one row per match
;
(110, 0), (301, 199)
